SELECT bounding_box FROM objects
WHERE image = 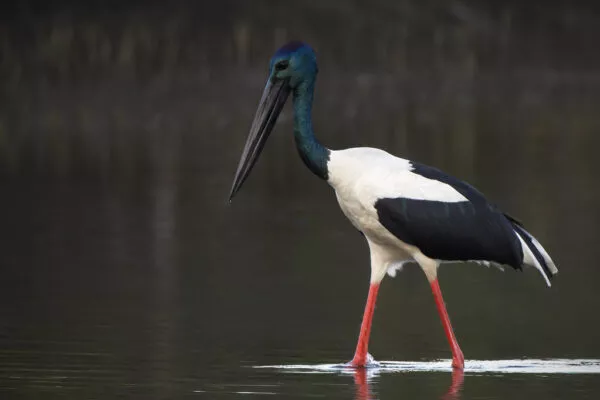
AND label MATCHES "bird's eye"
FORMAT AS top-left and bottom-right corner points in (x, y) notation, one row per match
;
(275, 60), (289, 71)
